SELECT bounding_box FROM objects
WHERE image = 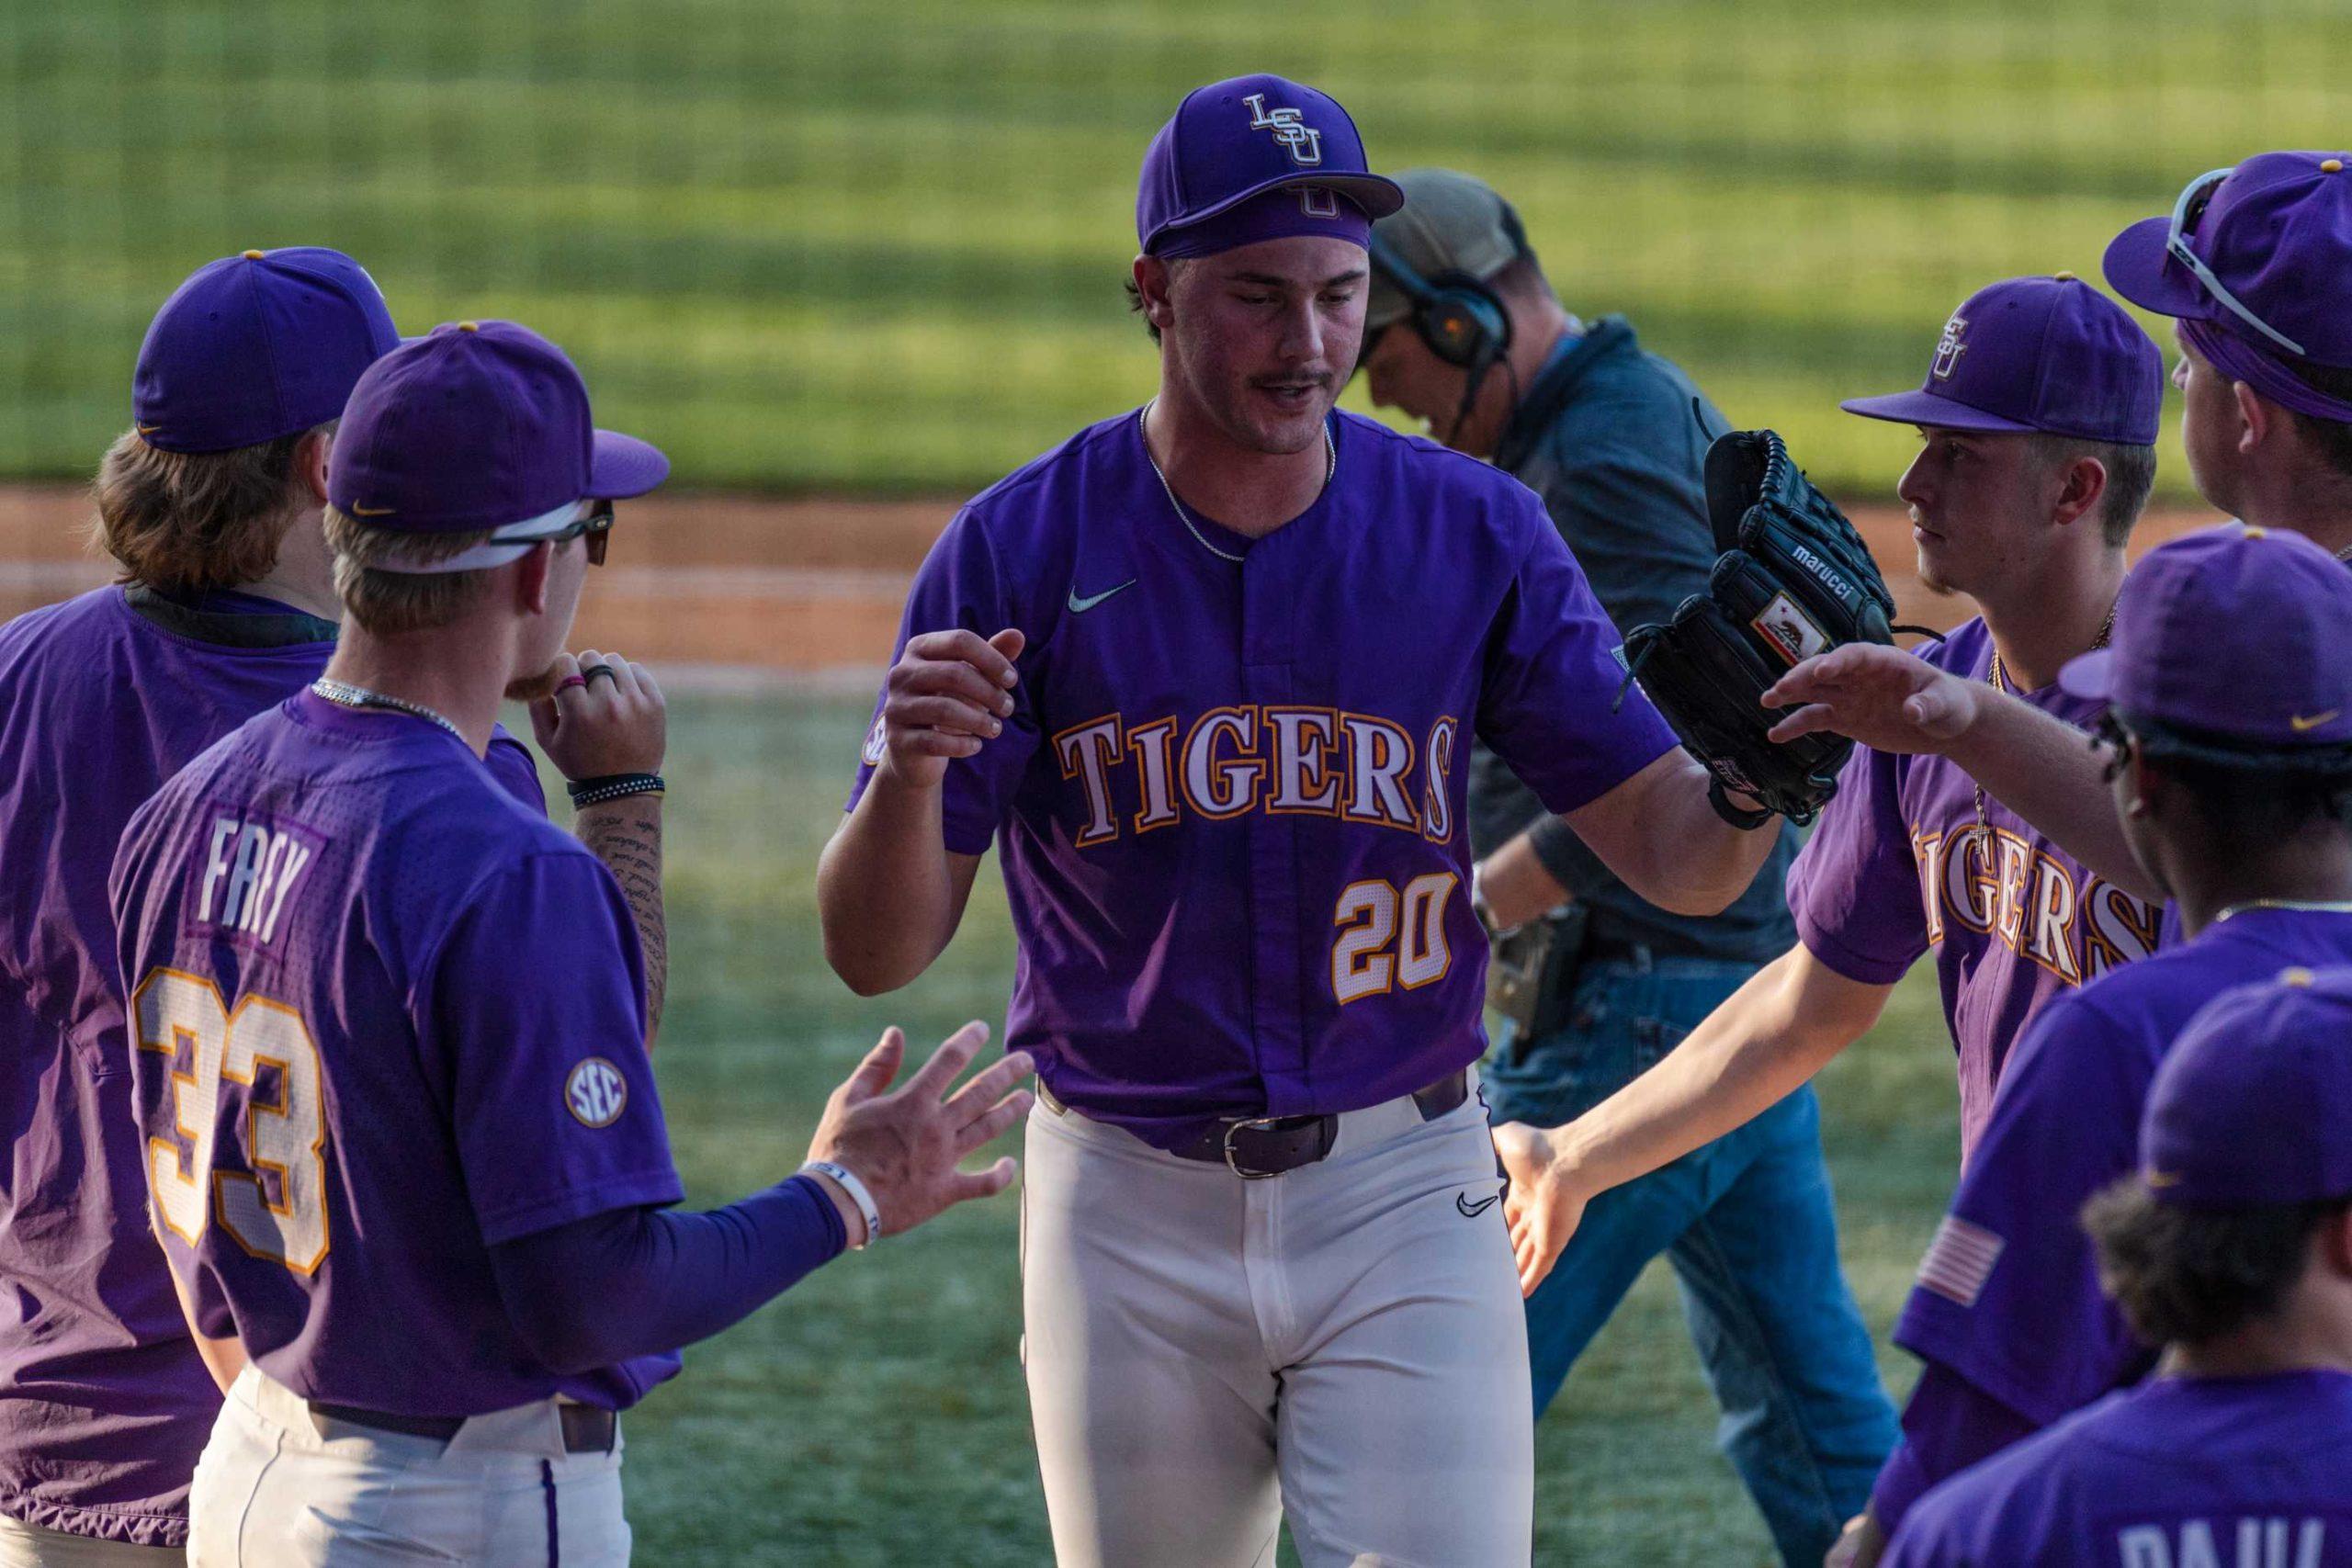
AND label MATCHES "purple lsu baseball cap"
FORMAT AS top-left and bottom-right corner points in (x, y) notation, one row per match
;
(132, 247), (400, 454)
(1136, 74), (1404, 260)
(1840, 274), (2163, 445)
(328, 321), (667, 558)
(2059, 524), (2352, 748)
(2105, 152), (2352, 371)
(2141, 966), (2352, 1208)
